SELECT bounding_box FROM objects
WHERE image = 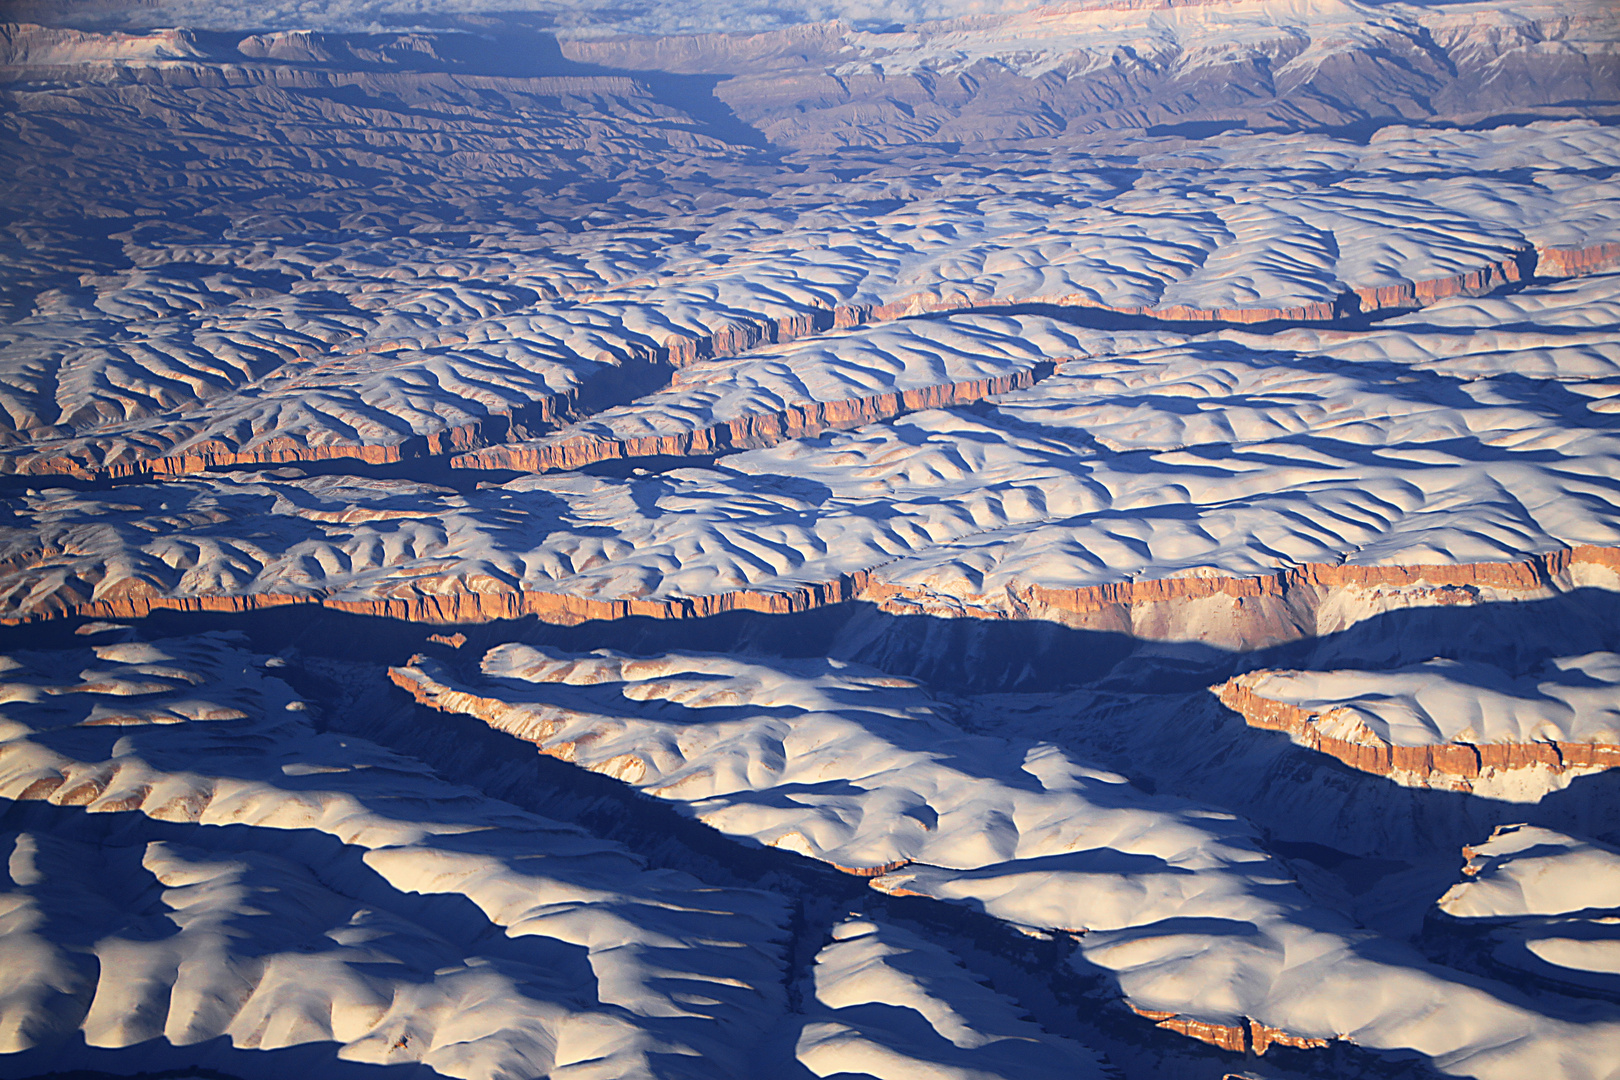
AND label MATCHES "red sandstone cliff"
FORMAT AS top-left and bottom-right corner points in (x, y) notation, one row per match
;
(1127, 1004), (1331, 1055)
(14, 242), (1614, 483)
(9, 545), (1619, 652)
(1536, 242), (1620, 278)
(8, 306), (833, 481)
(1215, 676), (1620, 785)
(1015, 543), (1620, 615)
(450, 363), (1054, 472)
